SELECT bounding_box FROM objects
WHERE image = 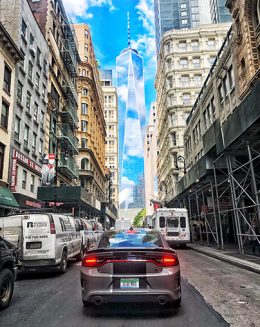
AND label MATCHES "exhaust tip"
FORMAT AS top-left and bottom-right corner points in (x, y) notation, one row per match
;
(93, 296), (103, 306)
(158, 296), (167, 306)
